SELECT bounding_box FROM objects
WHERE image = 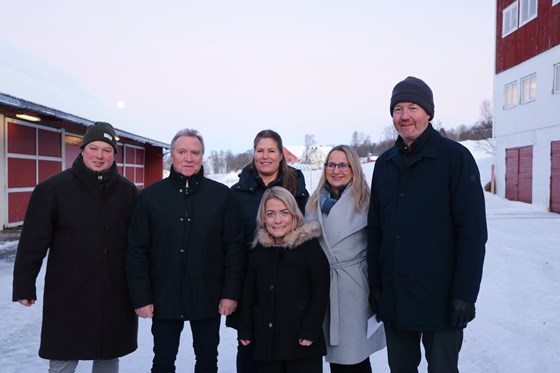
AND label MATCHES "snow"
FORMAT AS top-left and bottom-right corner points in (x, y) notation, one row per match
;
(2, 149), (559, 372)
